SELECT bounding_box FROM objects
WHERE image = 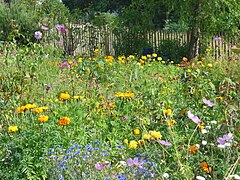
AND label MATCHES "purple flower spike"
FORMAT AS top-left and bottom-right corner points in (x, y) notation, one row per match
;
(203, 98), (214, 107)
(95, 163), (104, 170)
(158, 140), (172, 146)
(187, 111), (200, 124)
(34, 31), (42, 40)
